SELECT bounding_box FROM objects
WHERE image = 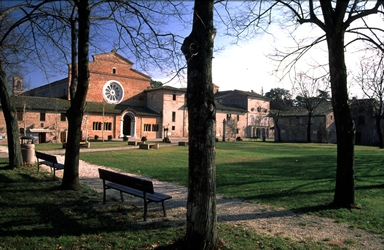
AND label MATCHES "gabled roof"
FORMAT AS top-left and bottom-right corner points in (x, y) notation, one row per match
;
(214, 90), (232, 99)
(214, 89), (270, 101)
(92, 49), (134, 65)
(92, 49), (151, 79)
(215, 101), (248, 113)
